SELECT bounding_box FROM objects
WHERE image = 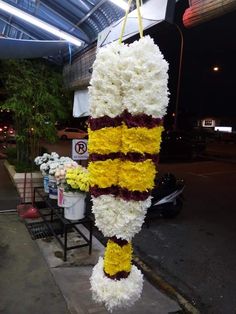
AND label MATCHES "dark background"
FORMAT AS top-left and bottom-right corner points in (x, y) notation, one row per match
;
(145, 0), (236, 129)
